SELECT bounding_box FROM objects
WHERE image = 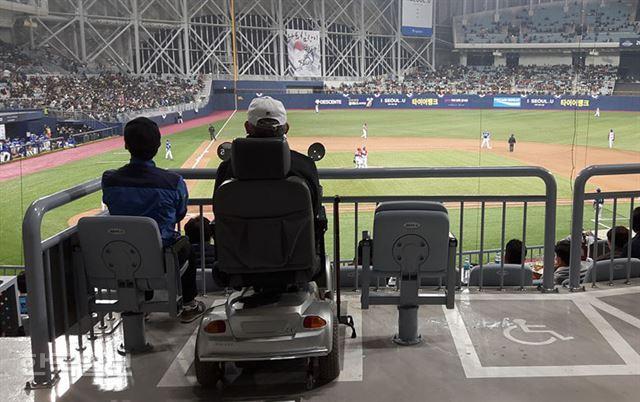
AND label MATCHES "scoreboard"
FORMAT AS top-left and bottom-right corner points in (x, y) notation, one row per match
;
(401, 0), (434, 37)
